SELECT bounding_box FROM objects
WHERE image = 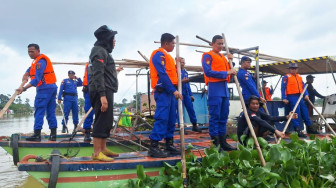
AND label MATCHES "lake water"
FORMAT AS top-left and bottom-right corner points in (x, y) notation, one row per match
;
(0, 114), (82, 187)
